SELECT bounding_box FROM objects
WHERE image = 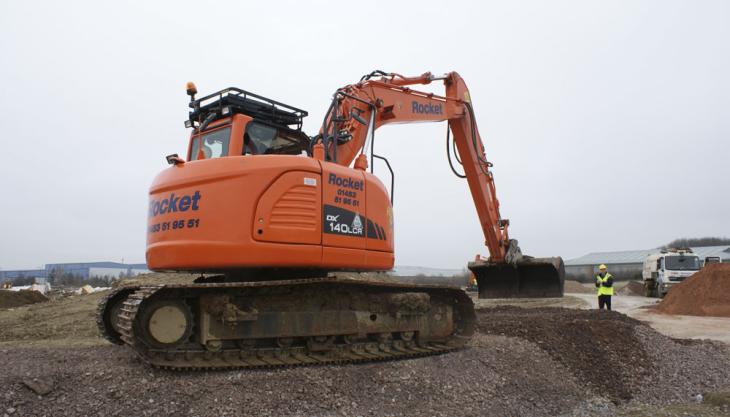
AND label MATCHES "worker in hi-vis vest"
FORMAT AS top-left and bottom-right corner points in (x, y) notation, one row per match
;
(595, 264), (614, 310)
